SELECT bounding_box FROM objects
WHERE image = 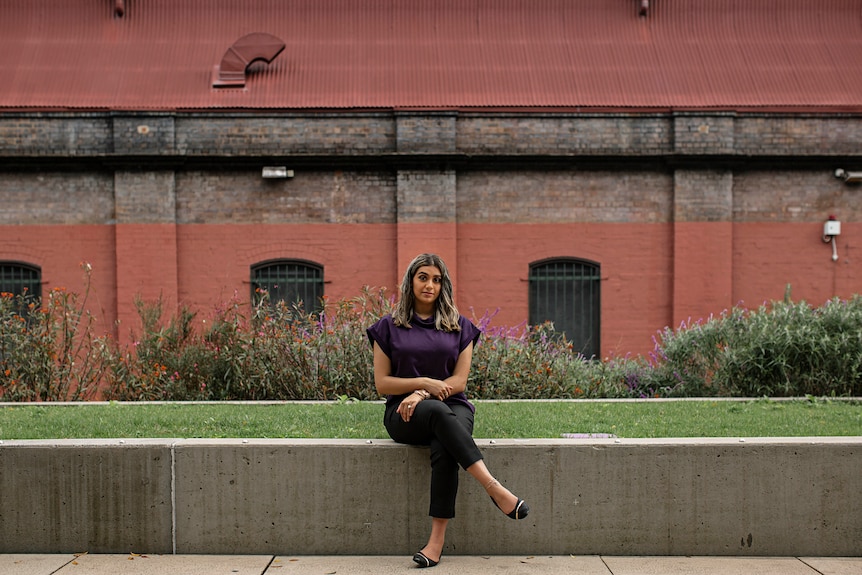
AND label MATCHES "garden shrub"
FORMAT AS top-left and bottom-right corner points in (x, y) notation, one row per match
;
(104, 287), (391, 401)
(0, 273), (106, 401)
(1, 272), (859, 401)
(646, 296), (862, 397)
